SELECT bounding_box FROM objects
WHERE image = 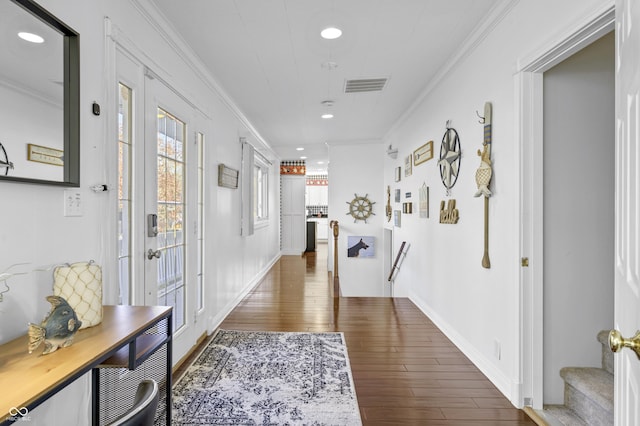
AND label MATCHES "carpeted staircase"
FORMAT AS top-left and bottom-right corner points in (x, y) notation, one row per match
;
(543, 330), (614, 426)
